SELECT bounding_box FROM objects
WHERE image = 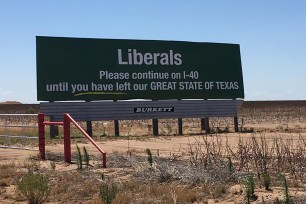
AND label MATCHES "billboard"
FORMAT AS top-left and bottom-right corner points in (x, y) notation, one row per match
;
(36, 36), (244, 101)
